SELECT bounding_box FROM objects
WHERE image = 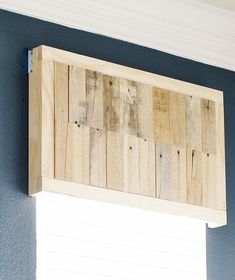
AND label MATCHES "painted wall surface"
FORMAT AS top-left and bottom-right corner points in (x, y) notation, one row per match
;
(0, 9), (235, 280)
